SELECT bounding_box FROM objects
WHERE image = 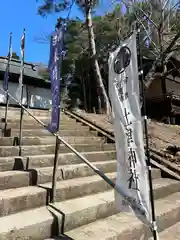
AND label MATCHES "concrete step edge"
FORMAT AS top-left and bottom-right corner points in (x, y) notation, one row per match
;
(65, 191), (180, 240)
(149, 221), (180, 239)
(39, 175), (180, 203)
(10, 129), (98, 137)
(34, 160), (117, 184)
(0, 161), (117, 189)
(1, 184), (180, 239)
(0, 144), (116, 157)
(0, 172), (115, 217)
(0, 136), (104, 146)
(0, 206), (54, 240)
(5, 124), (87, 130)
(0, 143), (115, 149)
(50, 177), (173, 233)
(0, 151), (117, 171)
(0, 165), (161, 190)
